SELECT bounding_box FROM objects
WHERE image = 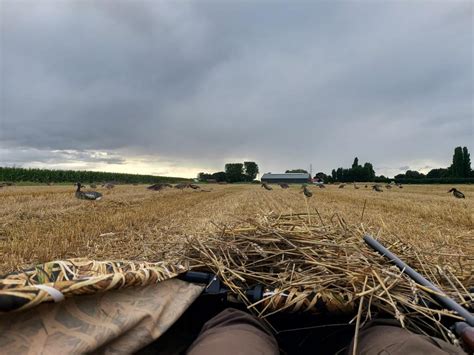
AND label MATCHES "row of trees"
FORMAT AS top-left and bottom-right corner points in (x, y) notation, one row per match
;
(395, 146), (472, 180)
(0, 167), (186, 184)
(198, 162), (259, 183)
(330, 158), (378, 182)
